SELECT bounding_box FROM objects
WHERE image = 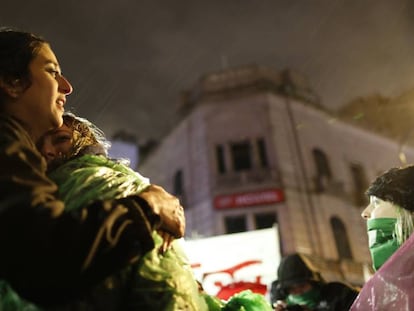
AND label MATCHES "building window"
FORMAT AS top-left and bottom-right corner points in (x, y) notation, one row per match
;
(255, 212), (277, 229)
(173, 169), (187, 208)
(216, 145), (226, 174)
(173, 170), (183, 196)
(257, 138), (269, 168)
(225, 215), (247, 233)
(313, 148), (332, 192)
(350, 163), (368, 206)
(231, 141), (252, 171)
(330, 217), (353, 259)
